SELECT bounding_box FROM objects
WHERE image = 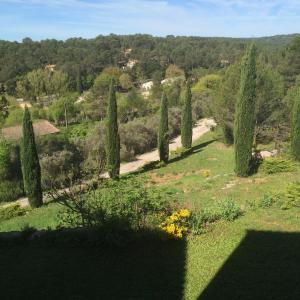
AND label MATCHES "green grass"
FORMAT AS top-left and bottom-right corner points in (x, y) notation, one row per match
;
(1, 129), (300, 299)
